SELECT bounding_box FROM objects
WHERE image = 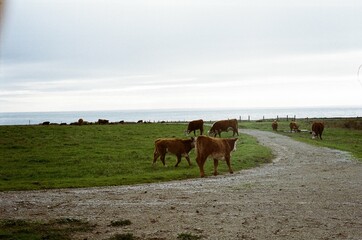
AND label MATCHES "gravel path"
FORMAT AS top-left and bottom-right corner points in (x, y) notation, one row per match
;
(1, 129), (362, 239)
